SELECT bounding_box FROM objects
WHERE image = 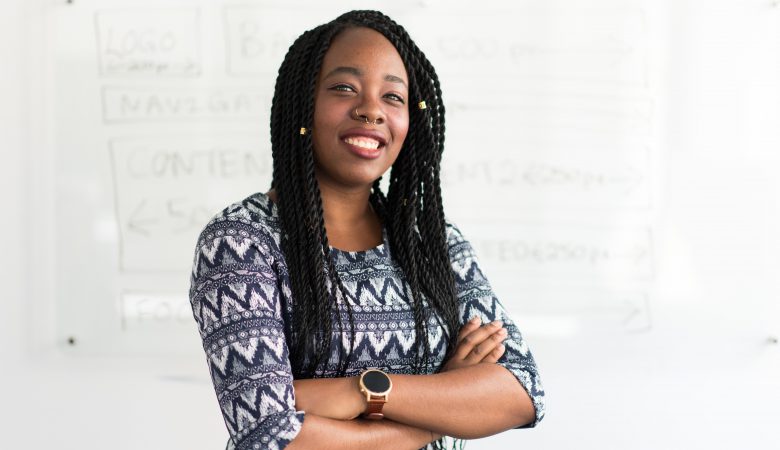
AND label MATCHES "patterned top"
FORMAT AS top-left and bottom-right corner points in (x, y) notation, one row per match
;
(189, 193), (545, 450)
